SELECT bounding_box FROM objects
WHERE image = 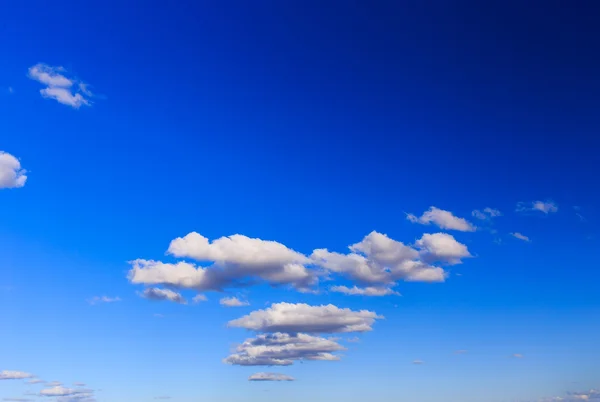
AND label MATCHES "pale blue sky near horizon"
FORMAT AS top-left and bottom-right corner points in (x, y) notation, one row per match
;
(1, 1), (599, 402)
